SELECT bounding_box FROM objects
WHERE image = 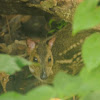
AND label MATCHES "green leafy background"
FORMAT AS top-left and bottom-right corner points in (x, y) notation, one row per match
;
(1, 0), (100, 100)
